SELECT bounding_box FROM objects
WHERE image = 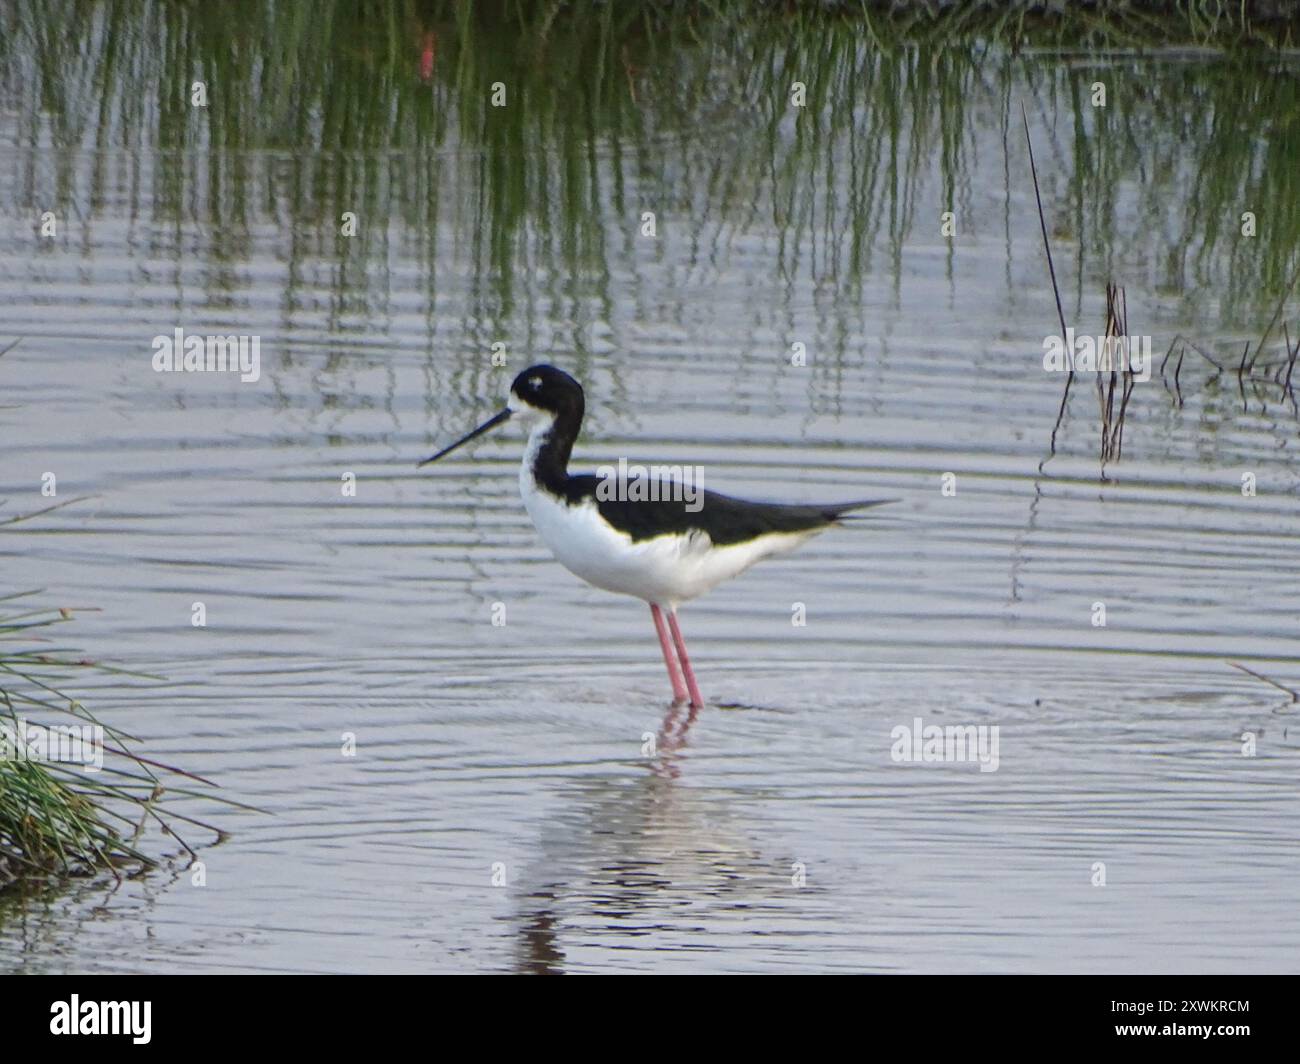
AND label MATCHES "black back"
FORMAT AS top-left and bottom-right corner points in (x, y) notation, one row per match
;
(565, 476), (888, 545)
